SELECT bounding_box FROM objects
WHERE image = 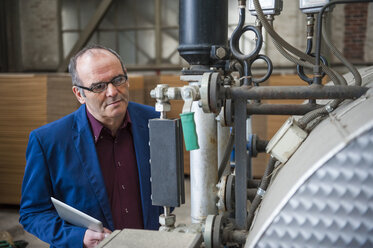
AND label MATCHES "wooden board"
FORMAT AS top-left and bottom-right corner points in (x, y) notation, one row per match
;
(0, 74), (48, 204)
